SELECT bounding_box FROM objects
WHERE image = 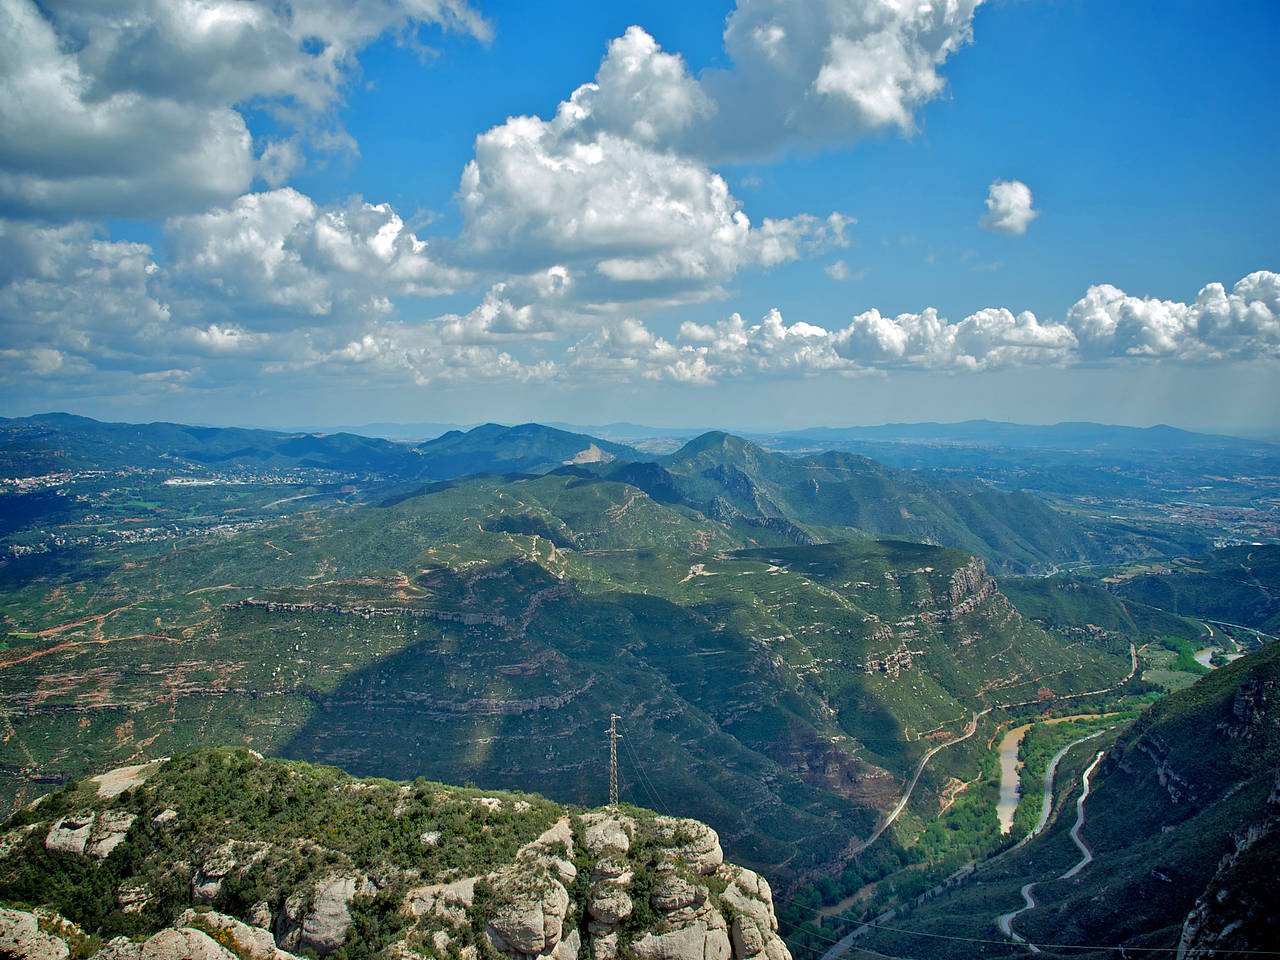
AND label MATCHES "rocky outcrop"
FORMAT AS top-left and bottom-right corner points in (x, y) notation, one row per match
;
(276, 874), (375, 956)
(1177, 768), (1280, 960)
(0, 907), (70, 960)
(230, 598), (508, 628)
(176, 910), (301, 960)
(45, 813), (95, 856)
(43, 809), (137, 861)
(581, 811), (634, 855)
(653, 817), (723, 875)
(484, 867), (571, 957)
(405, 877), (479, 925)
(916, 559), (998, 624)
(0, 749), (795, 960)
(1218, 677), (1277, 740)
